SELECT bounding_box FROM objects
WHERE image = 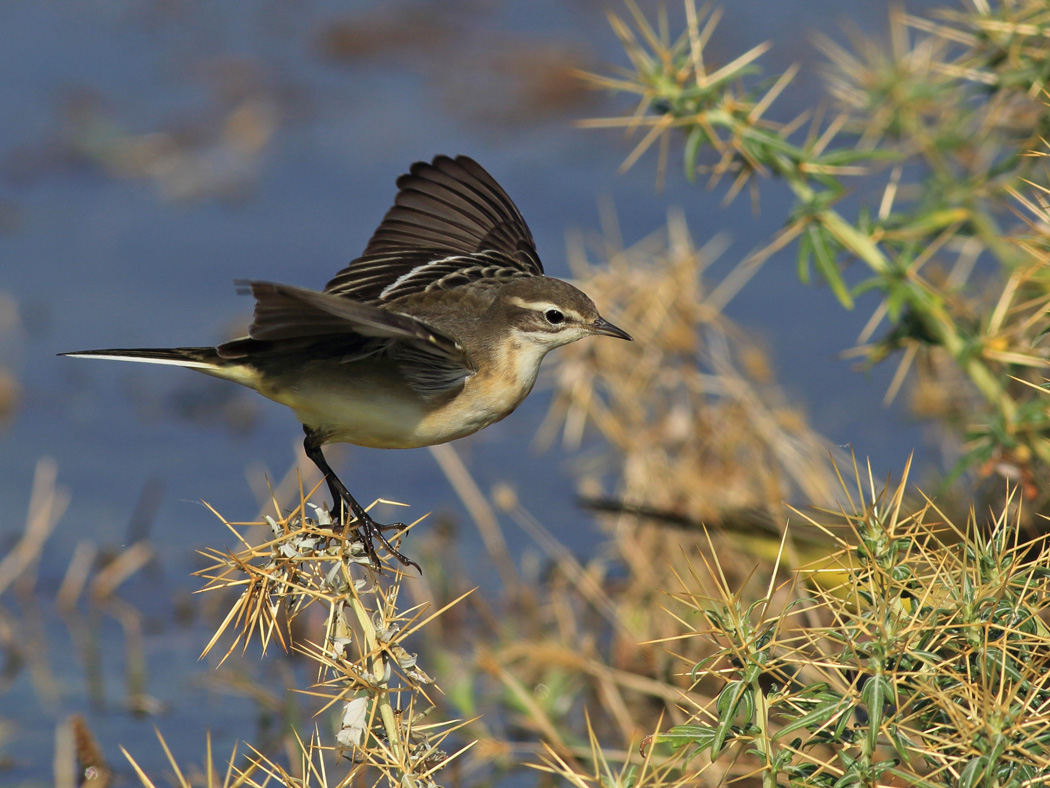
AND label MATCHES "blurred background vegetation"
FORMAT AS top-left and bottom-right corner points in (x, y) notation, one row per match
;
(3, 0), (1050, 786)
